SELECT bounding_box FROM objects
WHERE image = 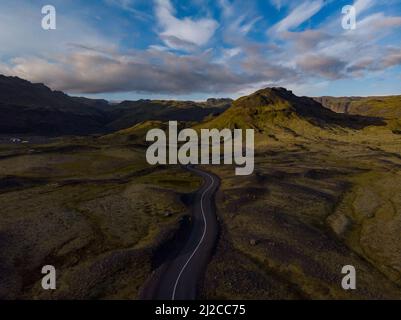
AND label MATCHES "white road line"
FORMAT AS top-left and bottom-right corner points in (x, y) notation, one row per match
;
(171, 170), (215, 300)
